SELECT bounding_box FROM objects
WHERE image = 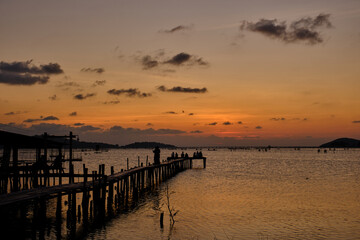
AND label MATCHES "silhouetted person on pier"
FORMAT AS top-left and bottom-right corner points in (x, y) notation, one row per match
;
(185, 153), (189, 158)
(175, 152), (178, 158)
(171, 152), (175, 158)
(181, 152), (184, 158)
(153, 146), (160, 165)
